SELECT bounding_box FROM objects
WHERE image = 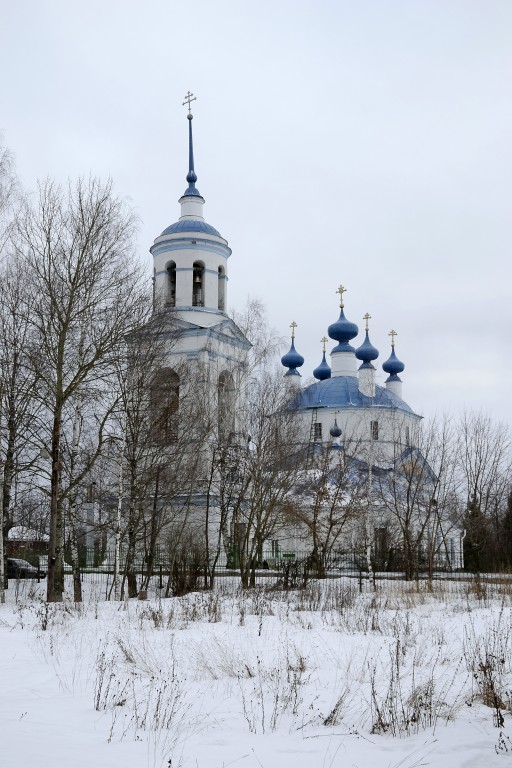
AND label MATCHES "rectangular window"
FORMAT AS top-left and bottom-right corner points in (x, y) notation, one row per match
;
(313, 422), (322, 441)
(370, 420), (379, 440)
